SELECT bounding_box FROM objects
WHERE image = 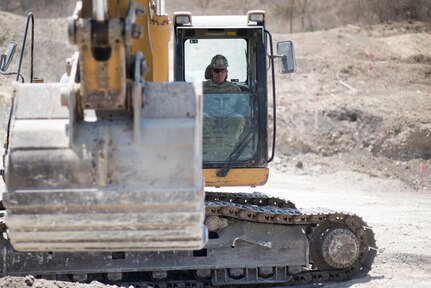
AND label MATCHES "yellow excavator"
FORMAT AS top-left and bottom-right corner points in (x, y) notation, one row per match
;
(0, 0), (376, 286)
